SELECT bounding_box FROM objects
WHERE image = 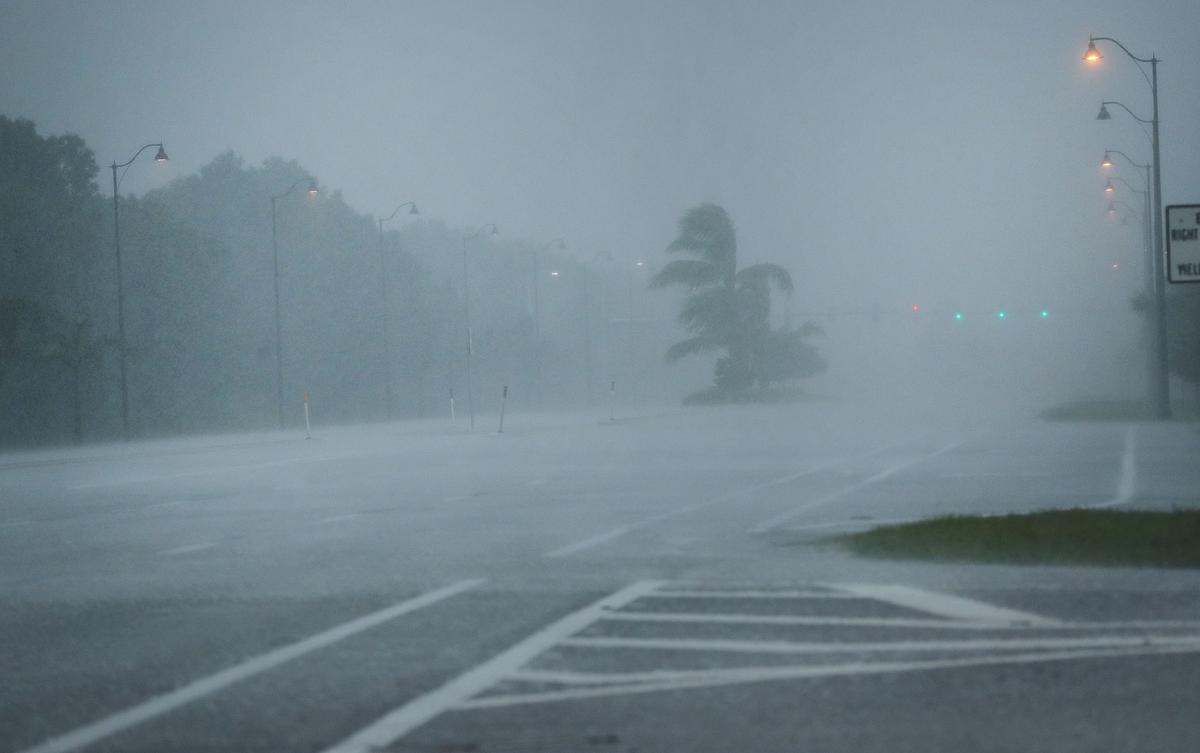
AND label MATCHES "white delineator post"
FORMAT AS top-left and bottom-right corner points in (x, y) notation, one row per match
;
(303, 391), (311, 439)
(497, 385), (508, 433)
